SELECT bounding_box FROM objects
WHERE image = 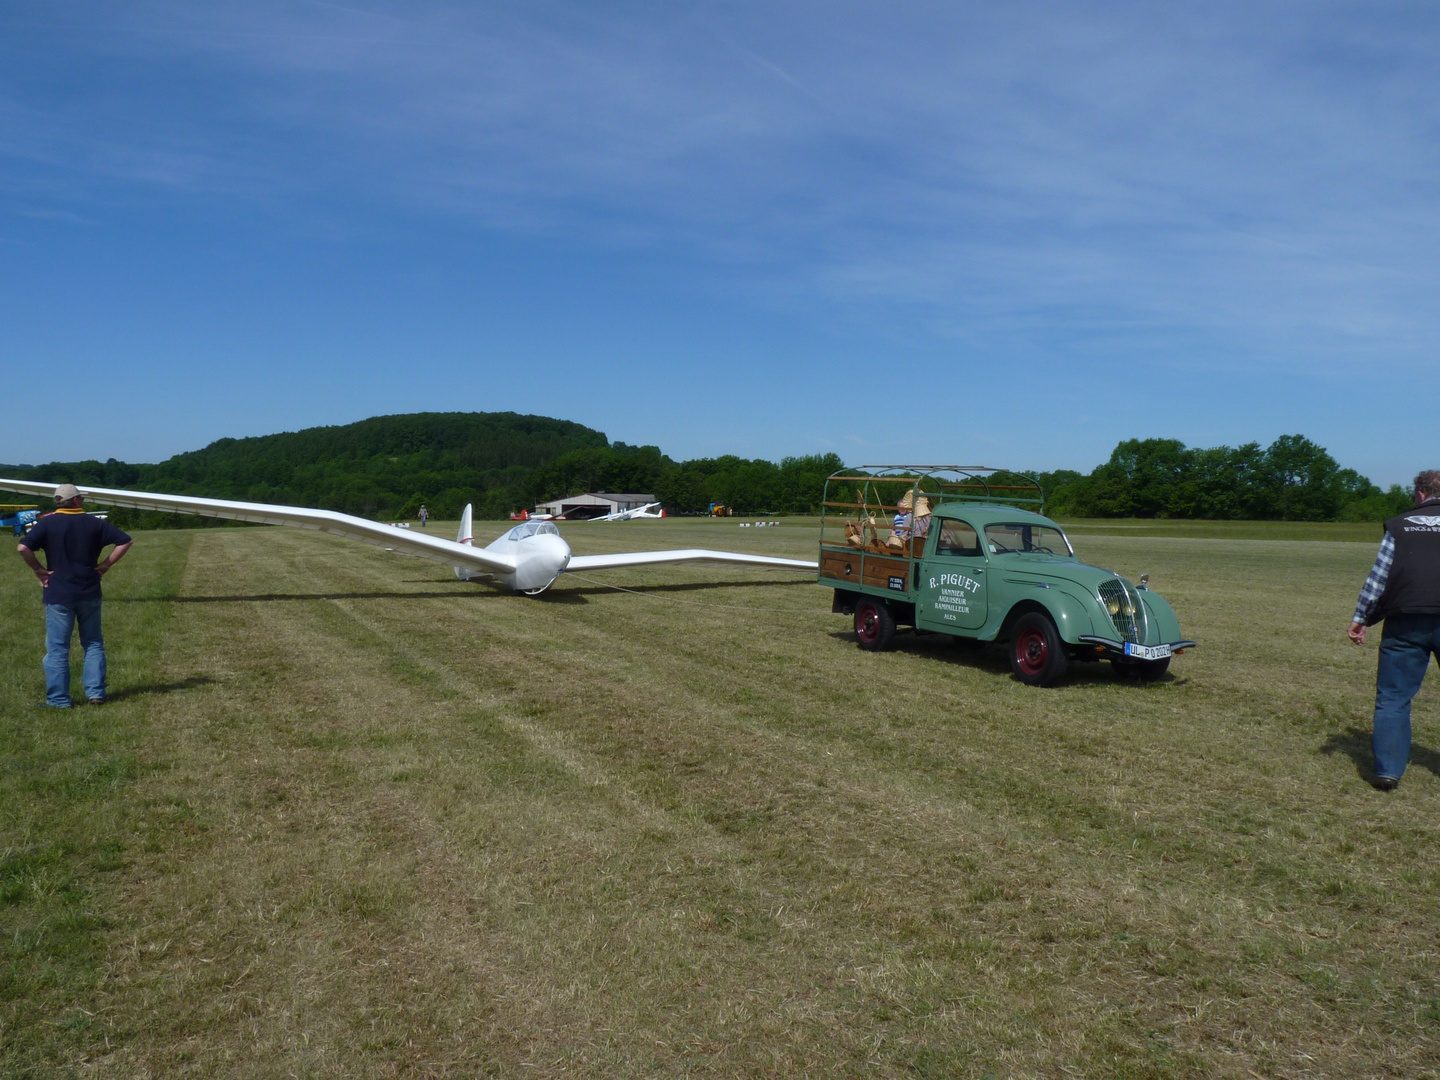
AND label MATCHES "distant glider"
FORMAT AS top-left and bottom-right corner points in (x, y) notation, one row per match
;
(593, 501), (664, 521)
(0, 479), (813, 596)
